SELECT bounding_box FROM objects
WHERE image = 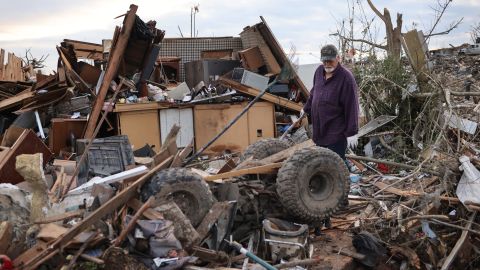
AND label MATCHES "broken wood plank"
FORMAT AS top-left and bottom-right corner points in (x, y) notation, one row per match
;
(204, 162), (283, 181)
(34, 210), (84, 224)
(170, 139), (194, 168)
(0, 129), (53, 184)
(0, 89), (34, 112)
(0, 221), (12, 254)
(67, 231), (98, 270)
(195, 202), (231, 241)
(260, 139), (315, 164)
(84, 5), (138, 139)
(21, 155), (173, 269)
(219, 78), (303, 112)
(153, 140), (178, 166)
(127, 198), (164, 220)
(374, 182), (460, 203)
(114, 197), (155, 247)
